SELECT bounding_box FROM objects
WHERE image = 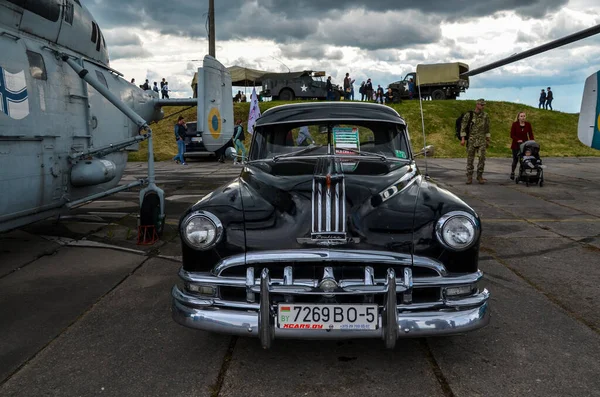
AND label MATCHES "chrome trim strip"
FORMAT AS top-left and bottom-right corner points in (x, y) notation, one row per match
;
(246, 267), (255, 302)
(214, 250), (419, 275)
(311, 178), (315, 233)
(323, 266), (335, 280)
(172, 287), (490, 313)
(326, 182), (332, 232)
(384, 269), (399, 349)
(172, 287), (491, 347)
(317, 182), (322, 232)
(365, 266), (374, 285)
(283, 266), (293, 285)
(184, 269), (482, 290)
(403, 267), (413, 304)
(335, 182), (340, 231)
(341, 179), (346, 233)
(212, 250), (448, 277)
(259, 269), (273, 349)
